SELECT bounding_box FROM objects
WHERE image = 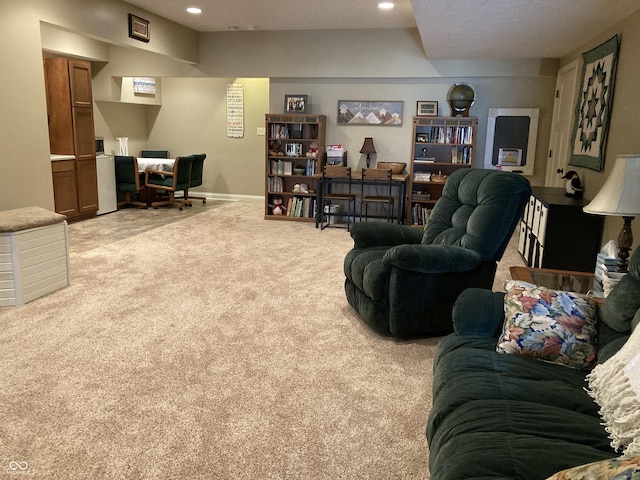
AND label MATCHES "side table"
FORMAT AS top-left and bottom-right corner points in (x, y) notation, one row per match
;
(509, 266), (603, 304)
